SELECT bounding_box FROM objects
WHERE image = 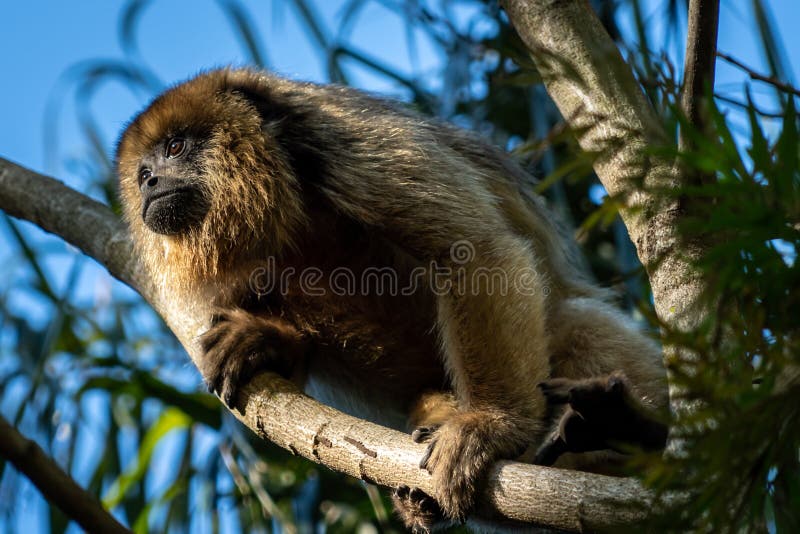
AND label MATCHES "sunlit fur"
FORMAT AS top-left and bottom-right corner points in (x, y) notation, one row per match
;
(117, 73), (307, 293)
(116, 68), (668, 531)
